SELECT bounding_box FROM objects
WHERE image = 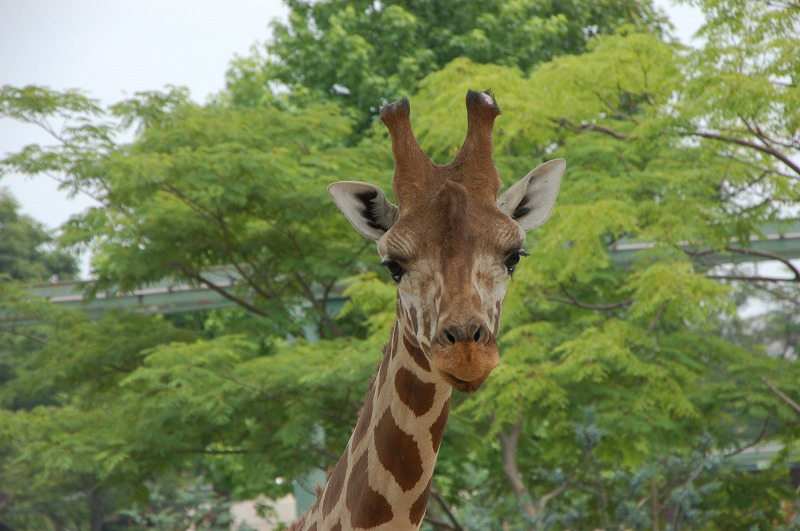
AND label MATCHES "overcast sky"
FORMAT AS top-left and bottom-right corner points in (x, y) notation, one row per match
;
(1, 0), (288, 231)
(0, 0), (702, 239)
